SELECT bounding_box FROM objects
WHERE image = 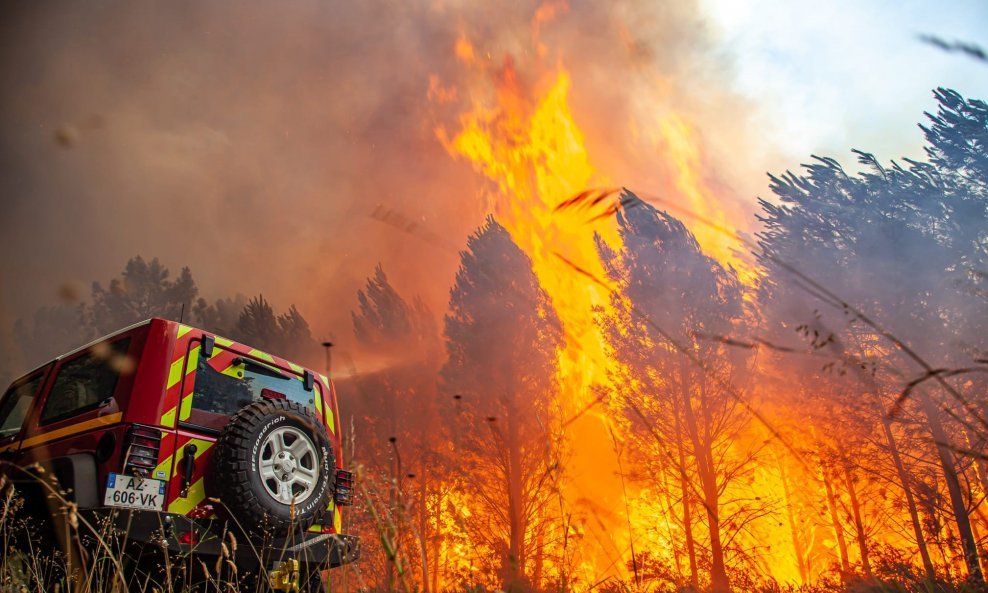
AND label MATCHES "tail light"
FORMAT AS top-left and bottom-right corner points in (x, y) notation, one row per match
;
(334, 469), (355, 506)
(123, 424), (161, 477)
